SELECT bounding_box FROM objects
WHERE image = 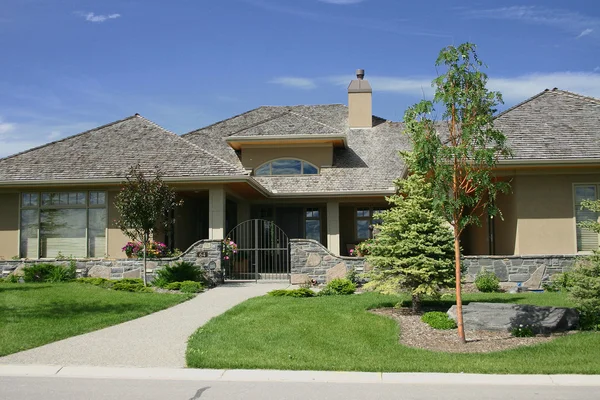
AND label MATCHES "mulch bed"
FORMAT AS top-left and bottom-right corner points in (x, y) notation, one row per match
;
(370, 308), (574, 353)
